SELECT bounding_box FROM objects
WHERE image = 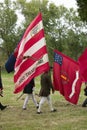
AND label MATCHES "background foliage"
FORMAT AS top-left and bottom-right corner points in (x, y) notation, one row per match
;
(0, 0), (87, 67)
(77, 0), (87, 22)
